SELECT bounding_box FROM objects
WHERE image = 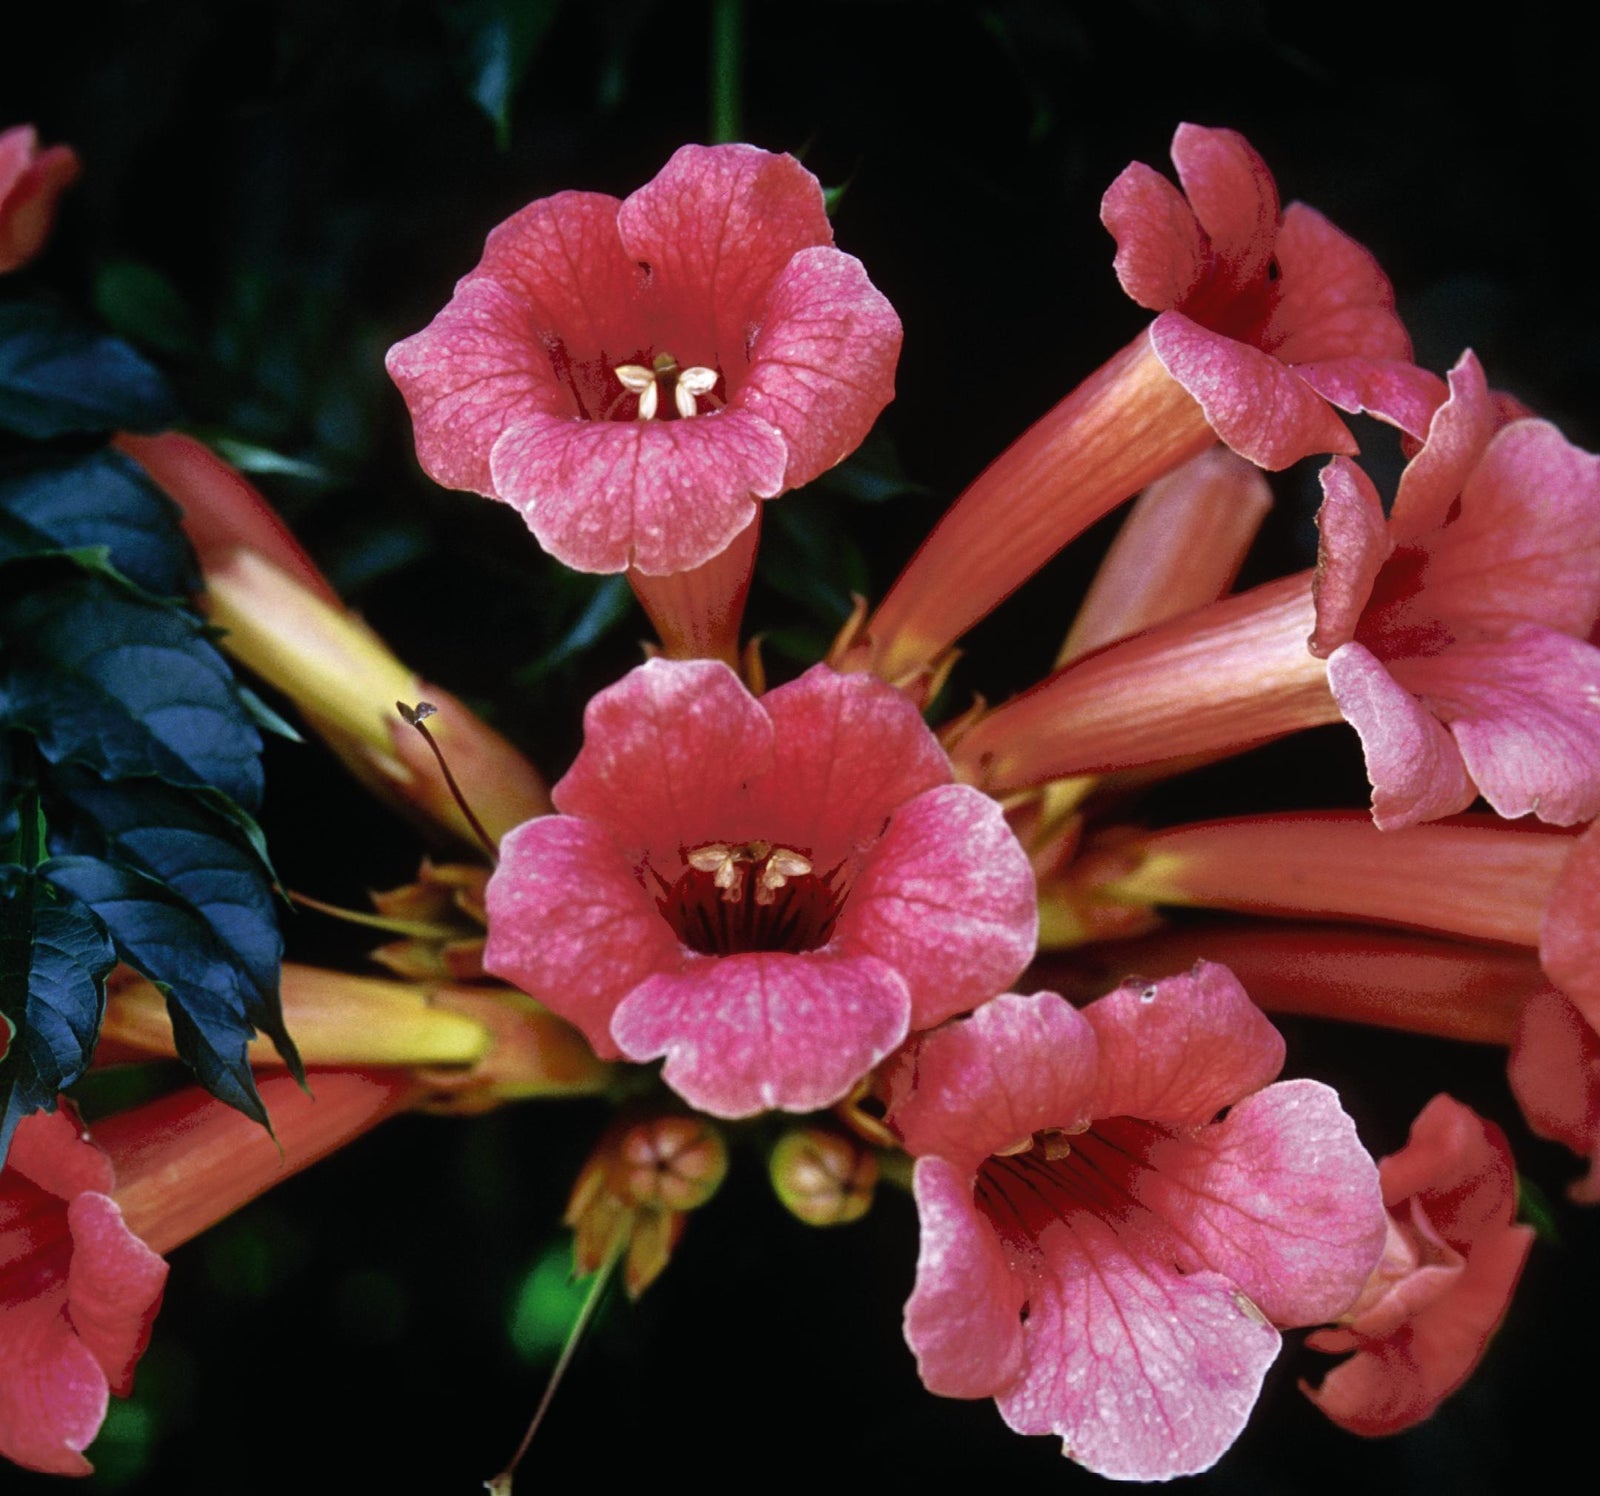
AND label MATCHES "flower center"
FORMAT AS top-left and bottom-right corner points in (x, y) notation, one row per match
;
(649, 840), (847, 956)
(976, 1117), (1168, 1244)
(612, 352), (721, 421)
